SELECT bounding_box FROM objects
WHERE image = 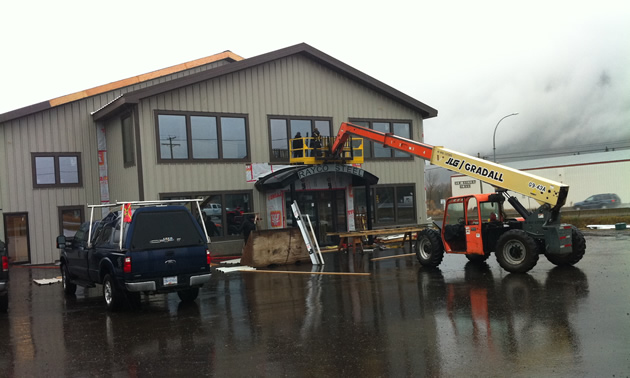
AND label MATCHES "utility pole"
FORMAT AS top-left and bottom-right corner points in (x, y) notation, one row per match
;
(162, 136), (180, 158)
